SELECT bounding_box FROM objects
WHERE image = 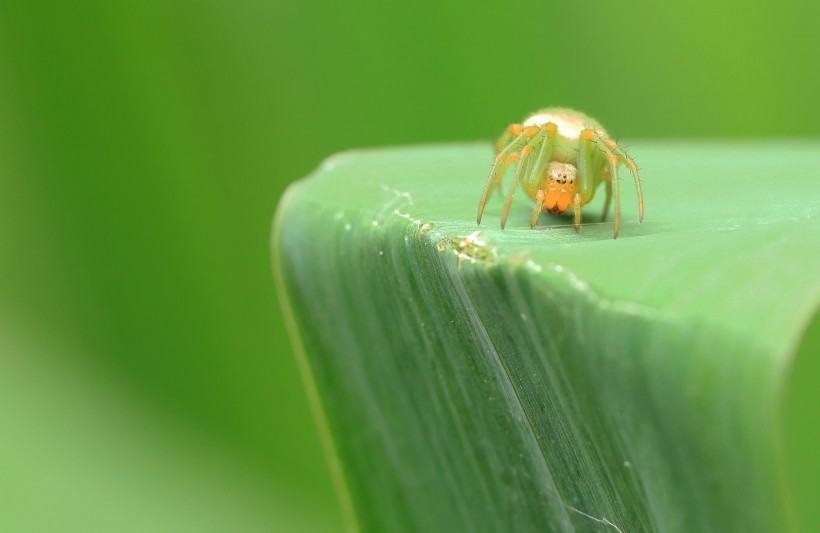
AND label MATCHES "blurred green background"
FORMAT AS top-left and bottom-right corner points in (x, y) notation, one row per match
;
(0, 0), (818, 531)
